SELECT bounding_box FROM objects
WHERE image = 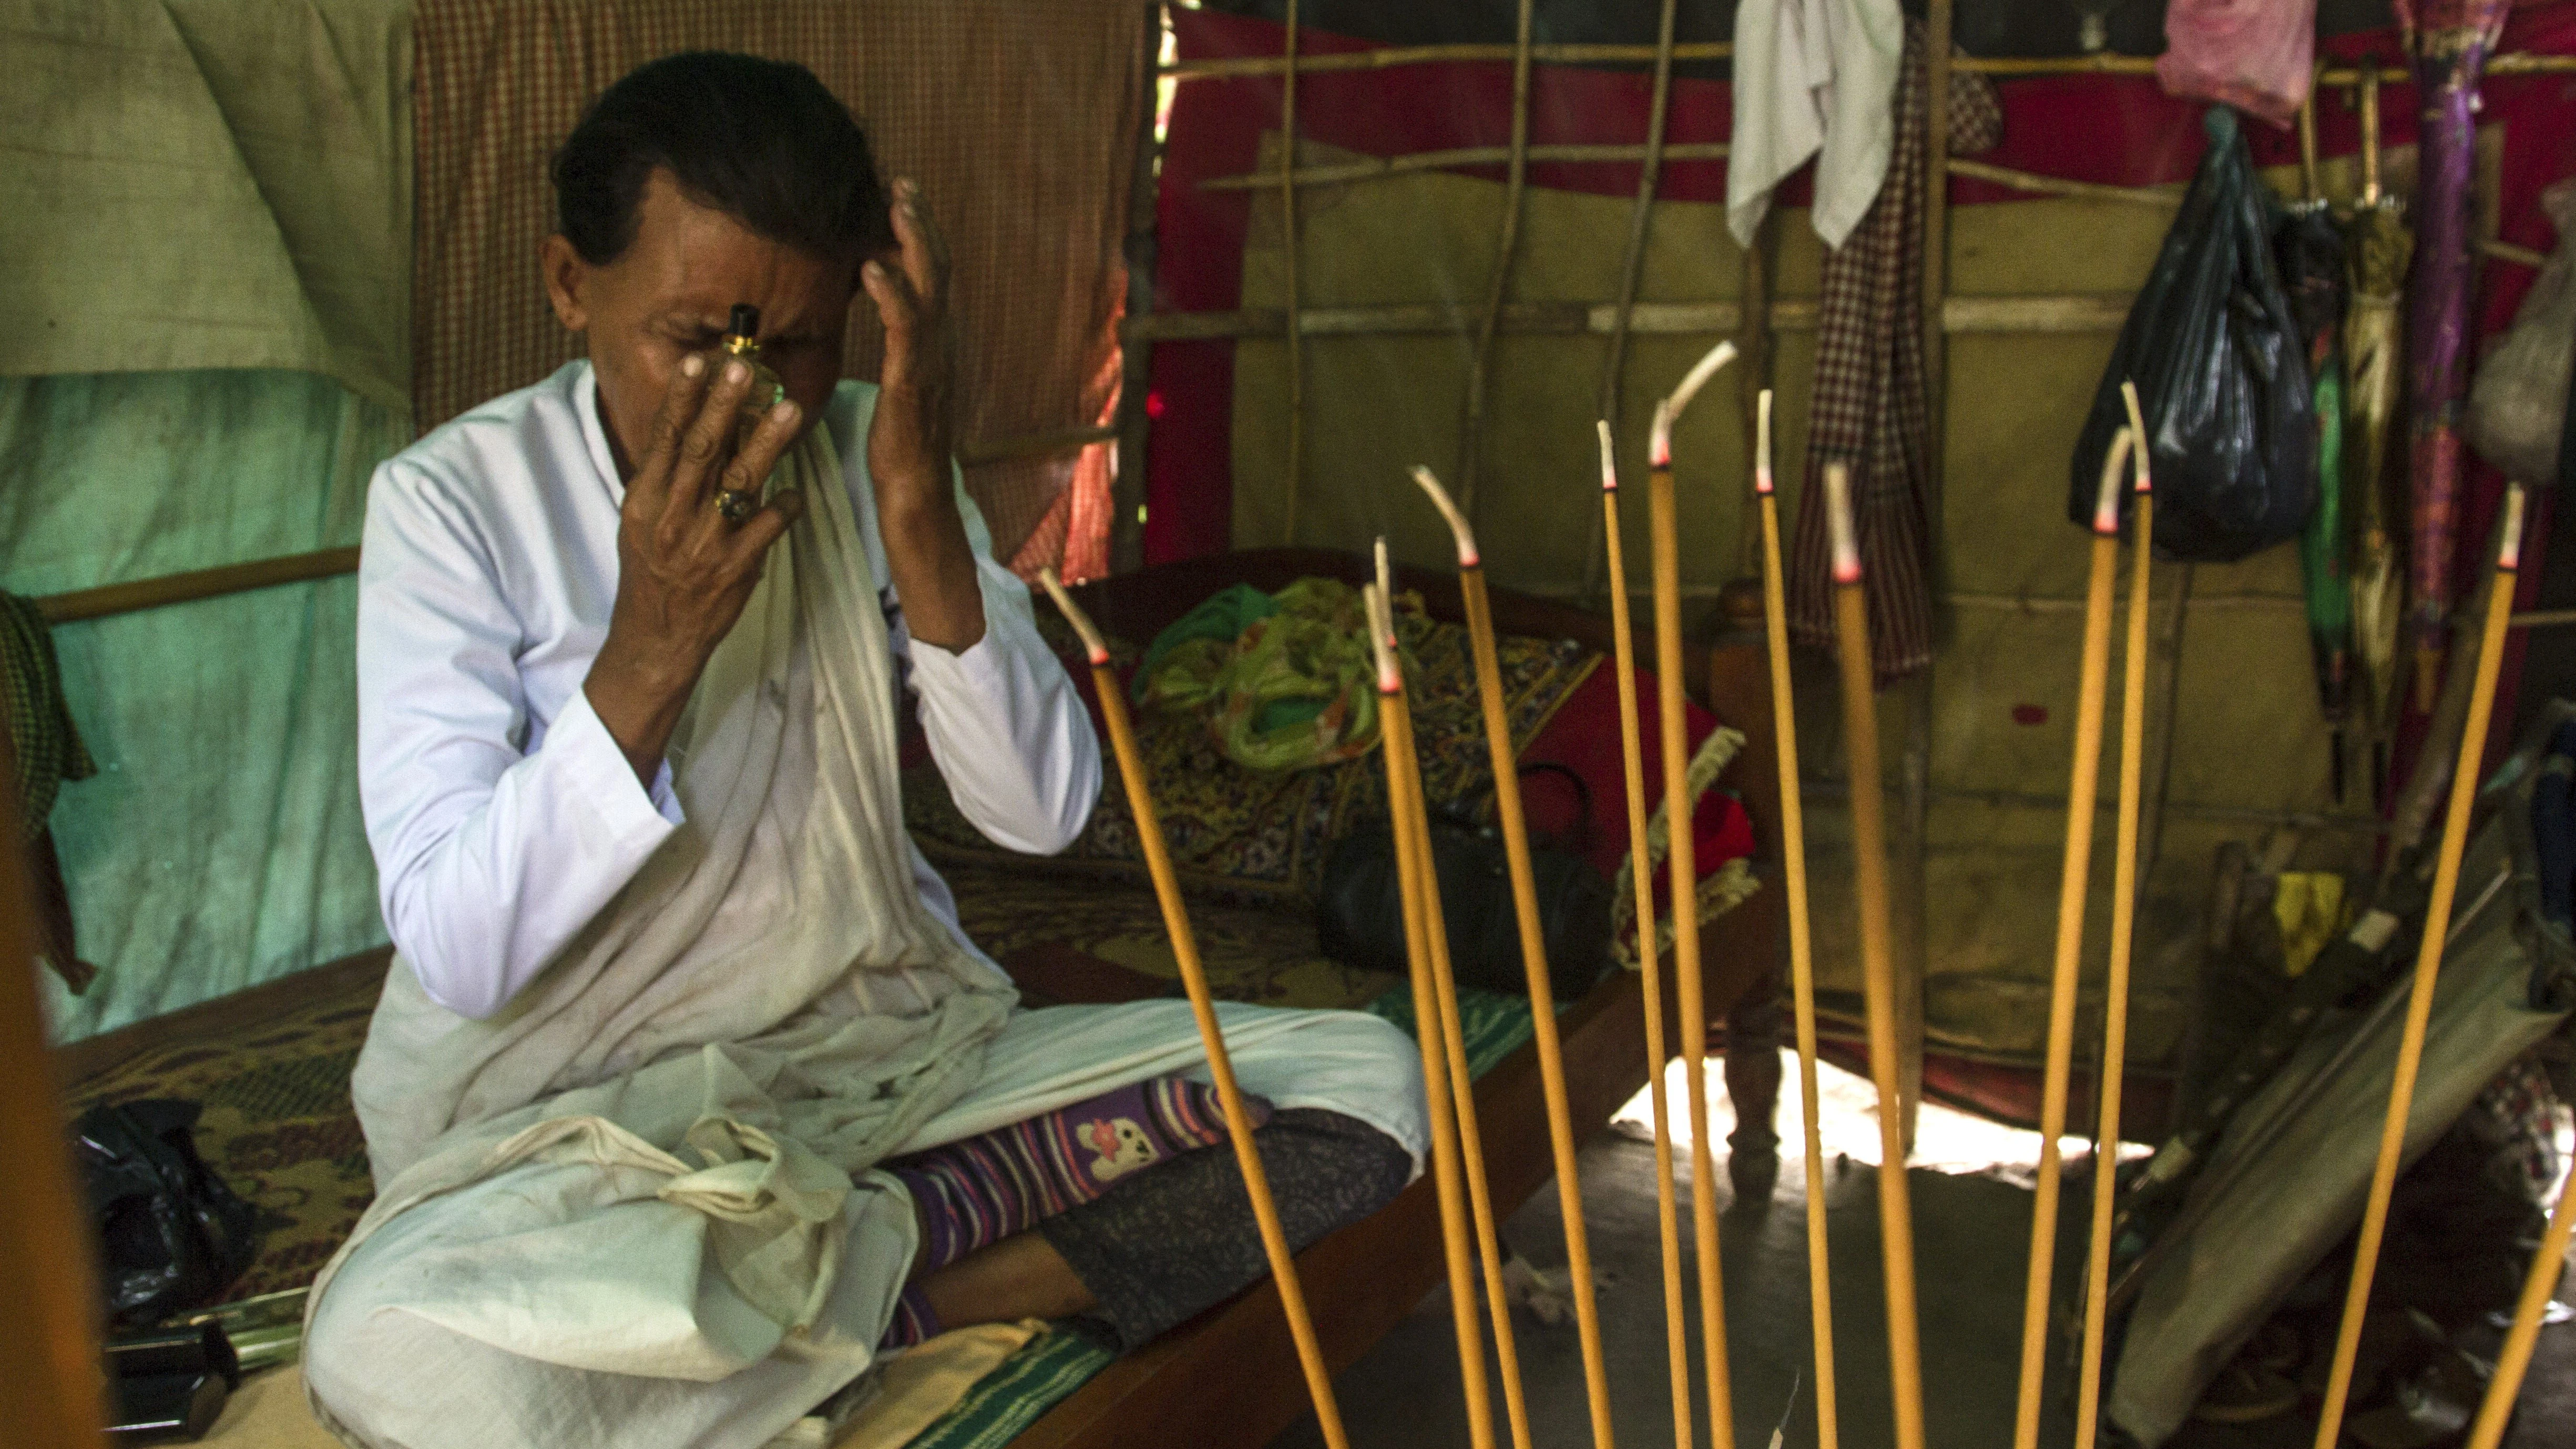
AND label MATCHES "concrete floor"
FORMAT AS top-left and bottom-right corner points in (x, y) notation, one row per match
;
(1270, 1130), (2575, 1449)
